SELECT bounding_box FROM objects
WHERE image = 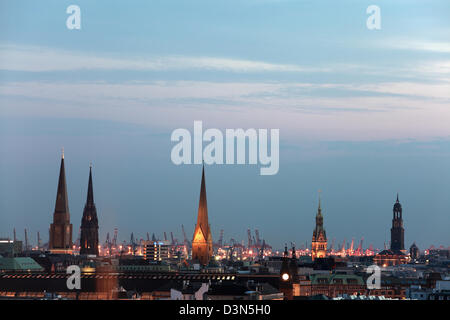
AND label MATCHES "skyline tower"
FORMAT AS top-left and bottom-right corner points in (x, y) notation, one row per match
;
(49, 150), (73, 254)
(311, 193), (327, 261)
(192, 165), (213, 266)
(80, 164), (99, 256)
(390, 194), (405, 253)
(279, 244), (294, 300)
